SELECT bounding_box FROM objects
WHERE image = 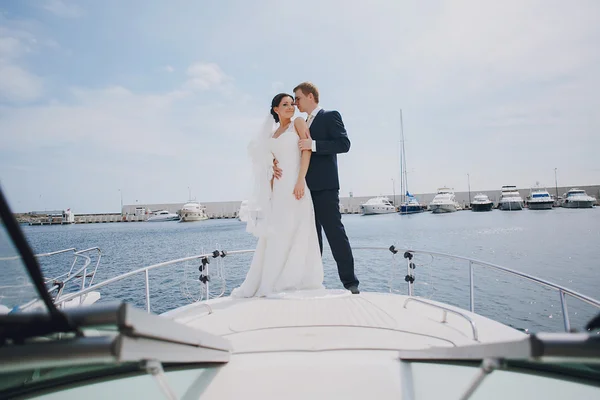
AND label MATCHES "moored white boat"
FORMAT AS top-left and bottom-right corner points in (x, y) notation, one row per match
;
(561, 188), (596, 208)
(498, 185), (524, 211)
(527, 187), (554, 210)
(429, 188), (461, 213)
(147, 210), (180, 222)
(360, 196), (396, 215)
(178, 202), (209, 222)
(470, 193), (494, 212)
